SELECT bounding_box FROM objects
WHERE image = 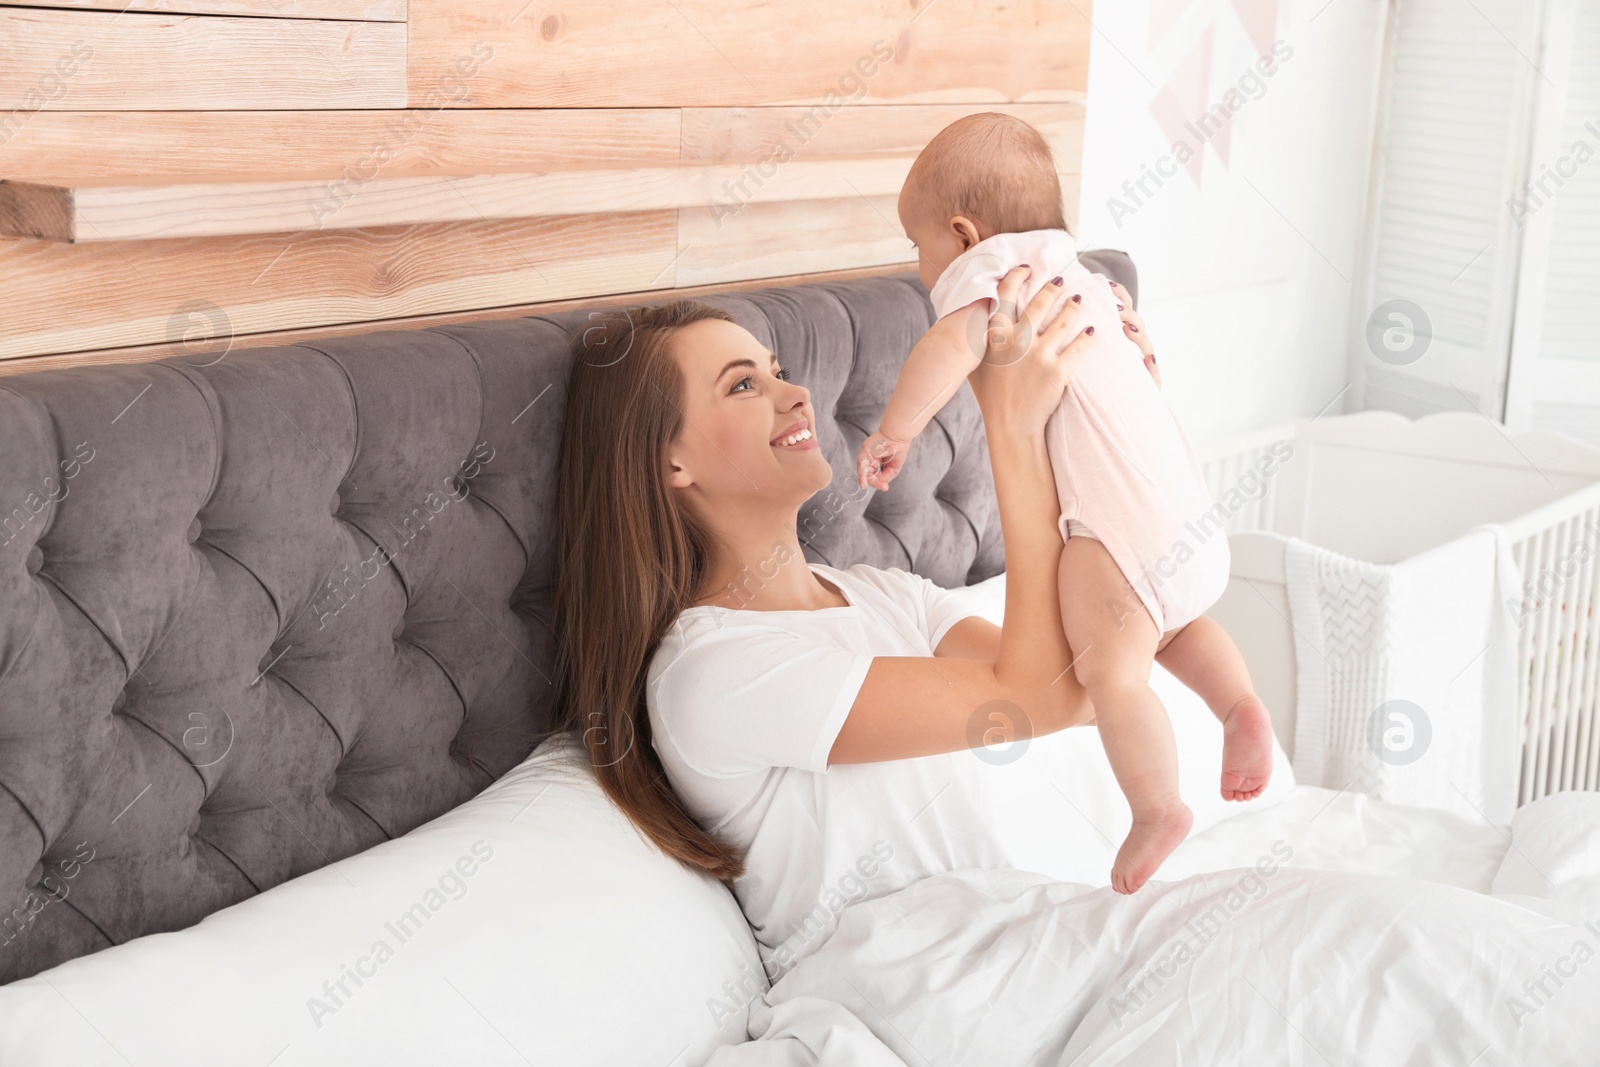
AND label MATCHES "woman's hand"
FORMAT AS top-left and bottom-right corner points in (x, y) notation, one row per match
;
(827, 267), (1098, 767)
(1107, 278), (1160, 389)
(966, 267), (1095, 437)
